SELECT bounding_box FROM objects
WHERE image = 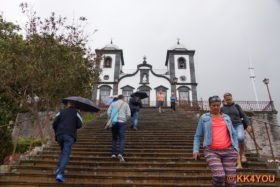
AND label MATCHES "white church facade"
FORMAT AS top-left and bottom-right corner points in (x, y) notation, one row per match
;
(92, 40), (198, 107)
